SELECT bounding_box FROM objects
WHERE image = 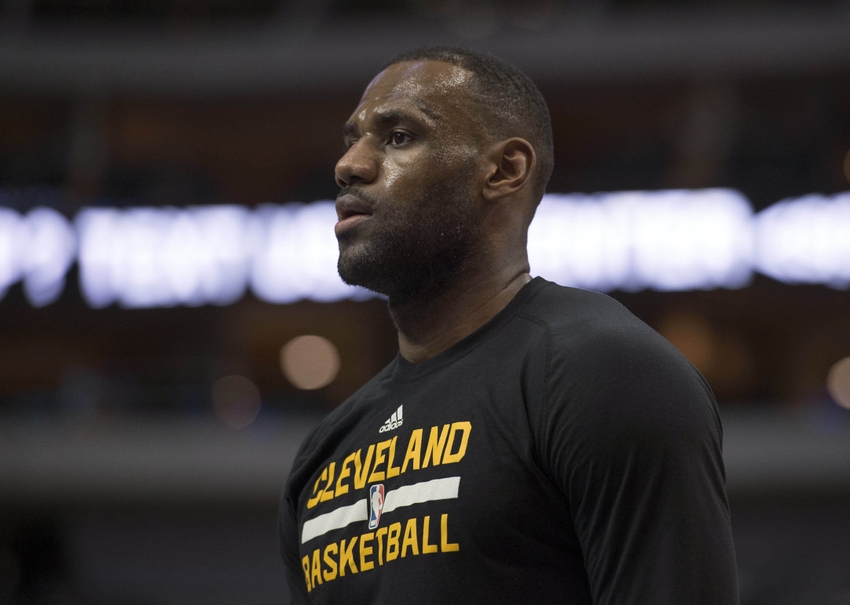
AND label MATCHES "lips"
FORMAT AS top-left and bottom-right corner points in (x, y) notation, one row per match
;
(335, 193), (373, 236)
